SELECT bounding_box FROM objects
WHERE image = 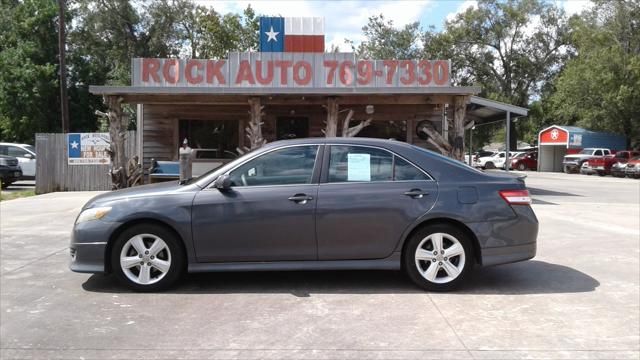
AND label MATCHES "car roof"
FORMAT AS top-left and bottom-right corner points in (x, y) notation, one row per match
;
(0, 142), (31, 147)
(263, 137), (418, 151)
